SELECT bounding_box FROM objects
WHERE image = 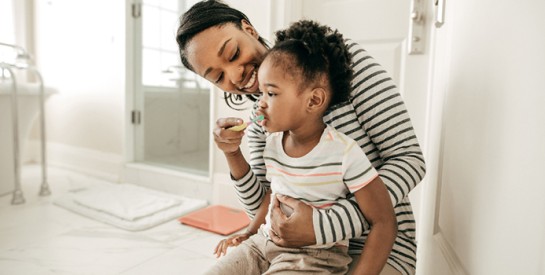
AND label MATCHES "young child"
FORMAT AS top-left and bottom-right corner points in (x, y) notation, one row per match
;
(207, 20), (396, 275)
